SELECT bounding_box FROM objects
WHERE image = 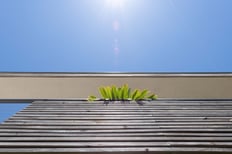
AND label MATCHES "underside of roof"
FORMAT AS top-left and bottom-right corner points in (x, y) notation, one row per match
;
(0, 100), (232, 153)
